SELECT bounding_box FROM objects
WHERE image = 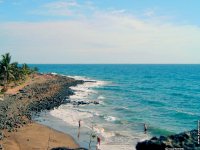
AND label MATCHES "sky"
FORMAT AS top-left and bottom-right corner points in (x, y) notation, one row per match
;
(0, 0), (200, 64)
